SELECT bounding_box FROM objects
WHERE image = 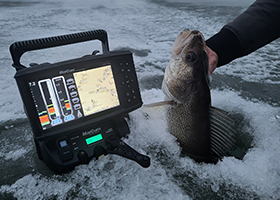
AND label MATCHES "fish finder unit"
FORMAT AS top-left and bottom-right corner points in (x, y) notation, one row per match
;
(10, 29), (150, 174)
